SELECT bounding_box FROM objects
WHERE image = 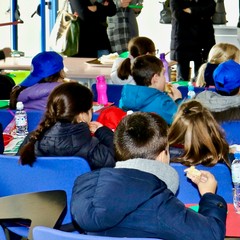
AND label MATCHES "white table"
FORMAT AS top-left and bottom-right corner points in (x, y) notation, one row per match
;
(0, 57), (112, 88)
